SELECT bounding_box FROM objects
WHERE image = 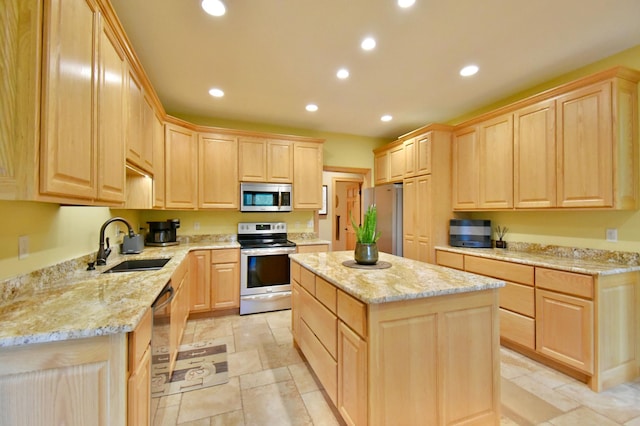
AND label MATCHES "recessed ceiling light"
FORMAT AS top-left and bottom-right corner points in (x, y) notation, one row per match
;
(460, 64), (479, 77)
(398, 0), (416, 8)
(208, 88), (224, 97)
(381, 115), (393, 122)
(201, 0), (226, 16)
(337, 68), (349, 79)
(306, 104), (318, 112)
(361, 37), (376, 51)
